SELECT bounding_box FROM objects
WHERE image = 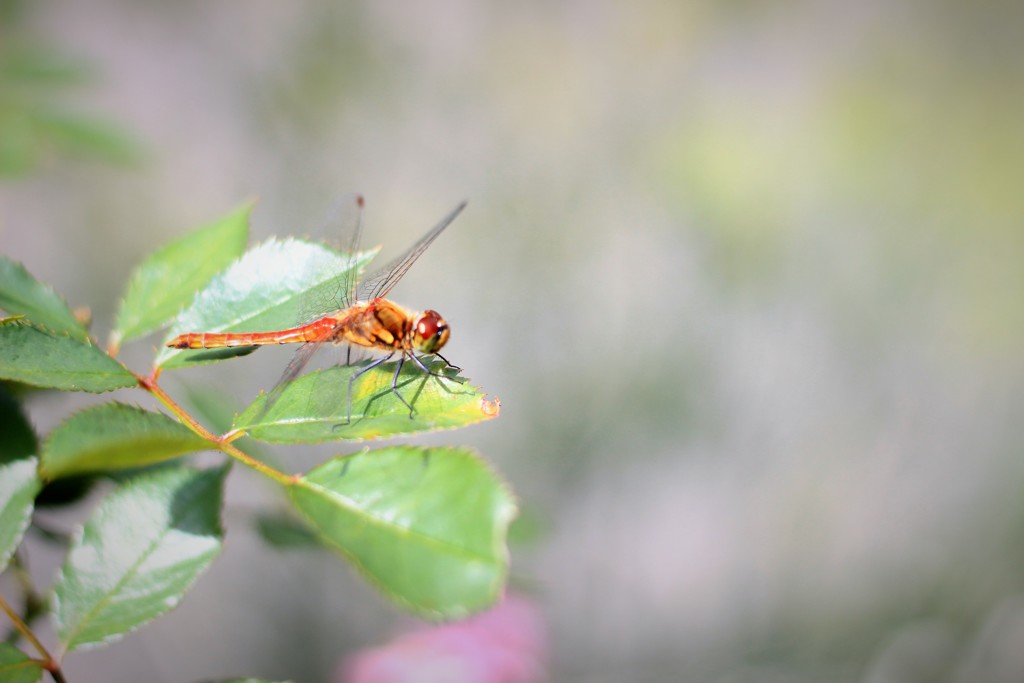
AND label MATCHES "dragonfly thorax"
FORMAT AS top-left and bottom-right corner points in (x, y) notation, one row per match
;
(411, 309), (450, 354)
